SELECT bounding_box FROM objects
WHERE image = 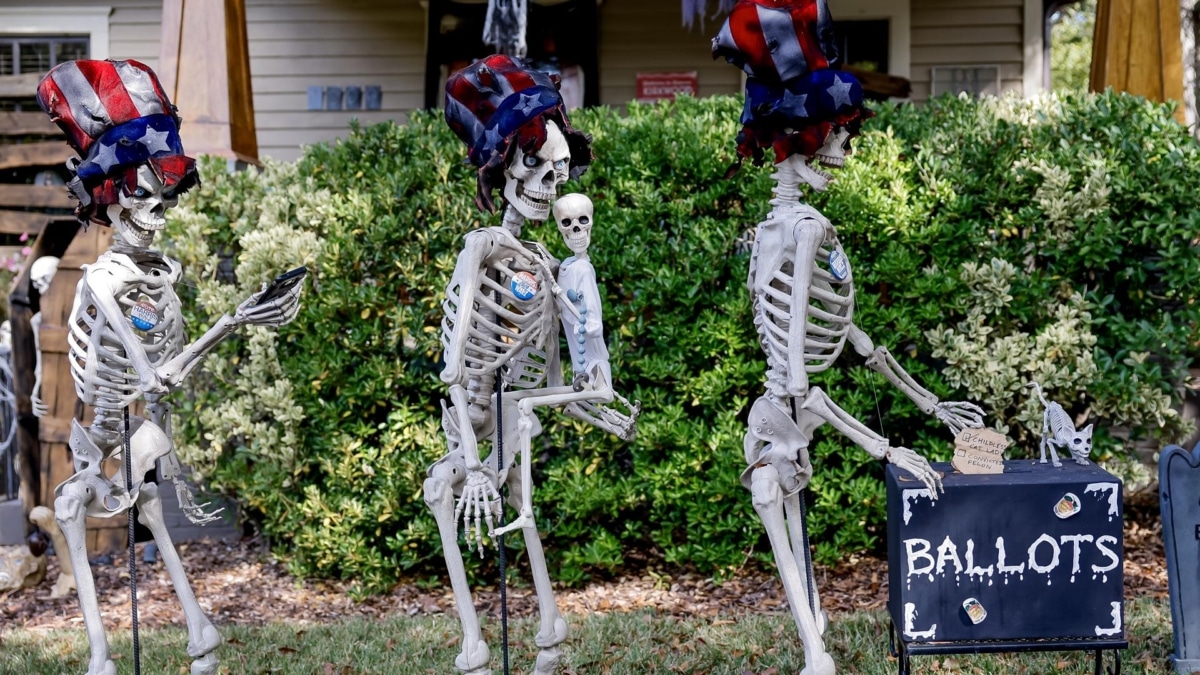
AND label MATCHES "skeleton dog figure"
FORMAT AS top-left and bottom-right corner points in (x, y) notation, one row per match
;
(37, 60), (303, 675)
(430, 56), (637, 675)
(715, 4), (984, 673)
